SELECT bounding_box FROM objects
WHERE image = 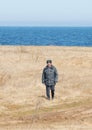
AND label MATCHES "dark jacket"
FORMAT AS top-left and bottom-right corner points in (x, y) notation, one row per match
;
(42, 65), (58, 86)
